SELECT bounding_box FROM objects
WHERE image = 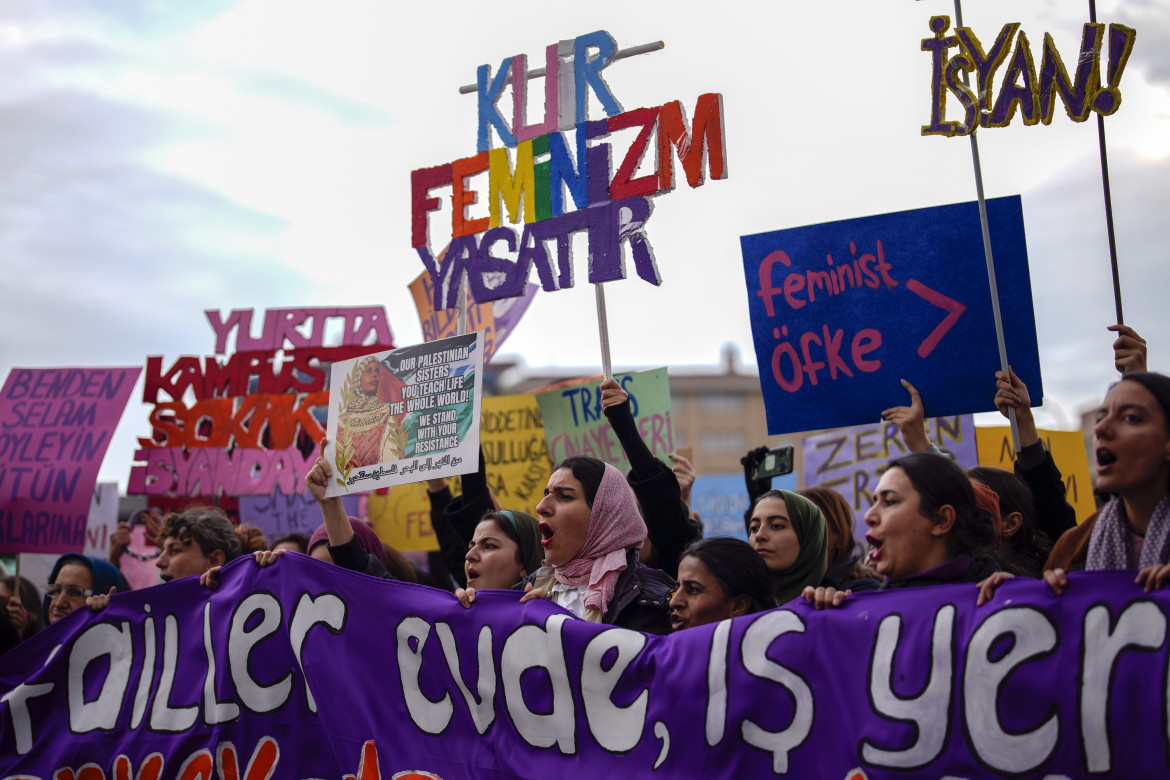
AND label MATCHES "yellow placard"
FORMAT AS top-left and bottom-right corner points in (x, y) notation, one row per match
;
(975, 427), (1096, 523)
(366, 481), (448, 553)
(481, 394), (552, 516)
